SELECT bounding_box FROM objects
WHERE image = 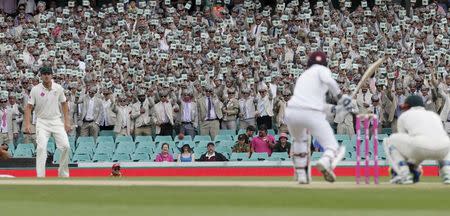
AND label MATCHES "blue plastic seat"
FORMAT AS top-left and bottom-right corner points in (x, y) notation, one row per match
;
(219, 129), (236, 136)
(92, 153), (111, 162)
(214, 135), (233, 143)
(71, 153), (92, 163)
(135, 136), (153, 144)
(97, 136), (115, 144)
(269, 152), (289, 161)
(154, 135), (173, 144)
(174, 135), (193, 144)
(16, 143), (35, 154)
(112, 153), (132, 162)
(193, 135), (211, 143)
(249, 152), (269, 161)
(76, 136), (95, 146)
(229, 152), (249, 161)
(131, 152), (151, 162)
(47, 141), (56, 154)
(13, 148), (33, 158)
(99, 130), (114, 137)
(115, 136), (133, 143)
(115, 142), (135, 155)
(267, 129), (276, 136)
(193, 146), (207, 154)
